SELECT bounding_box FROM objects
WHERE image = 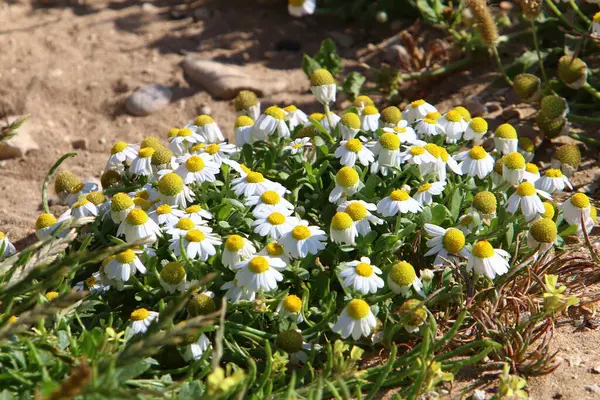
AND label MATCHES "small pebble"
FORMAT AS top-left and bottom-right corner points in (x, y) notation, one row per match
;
(585, 384), (600, 394)
(125, 84), (172, 116)
(71, 139), (87, 150)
